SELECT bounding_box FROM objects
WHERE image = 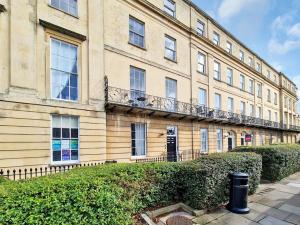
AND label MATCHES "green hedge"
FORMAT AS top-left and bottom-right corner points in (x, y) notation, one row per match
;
(234, 144), (300, 181)
(0, 153), (262, 225)
(177, 152), (262, 209)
